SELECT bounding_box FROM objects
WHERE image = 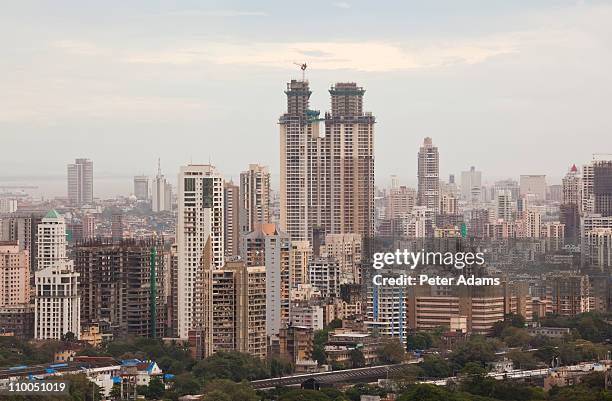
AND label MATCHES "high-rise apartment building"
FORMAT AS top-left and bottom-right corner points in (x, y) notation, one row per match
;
(584, 228), (612, 272)
(152, 160), (173, 213)
(224, 180), (240, 257)
(0, 198), (18, 214)
(111, 213), (123, 242)
(461, 166), (482, 203)
(385, 186), (416, 220)
(279, 80), (374, 241)
(0, 241), (30, 306)
(561, 164), (581, 241)
(34, 210), (80, 340)
(308, 257), (341, 298)
(239, 164), (271, 235)
(496, 190), (513, 221)
(417, 137), (440, 213)
(582, 160), (612, 217)
(134, 175), (149, 200)
(177, 164), (224, 339)
(210, 261), (267, 359)
(323, 233), (362, 285)
(0, 211), (44, 275)
(290, 240), (311, 288)
(242, 223), (291, 337)
(325, 83), (375, 238)
(67, 158), (93, 206)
